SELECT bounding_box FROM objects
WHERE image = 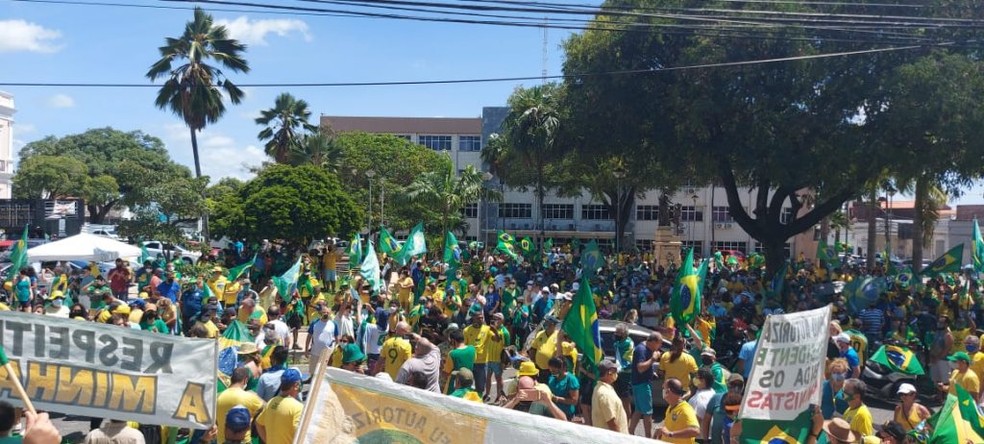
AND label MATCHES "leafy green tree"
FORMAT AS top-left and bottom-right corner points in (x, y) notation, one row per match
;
(206, 178), (248, 241)
(331, 132), (450, 231)
(146, 6), (249, 179)
(256, 92), (318, 164)
(16, 128), (183, 223)
(12, 155), (89, 199)
(239, 164), (362, 248)
(402, 159), (501, 252)
(495, 84), (565, 241)
(118, 175), (208, 245)
(288, 131), (342, 174)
